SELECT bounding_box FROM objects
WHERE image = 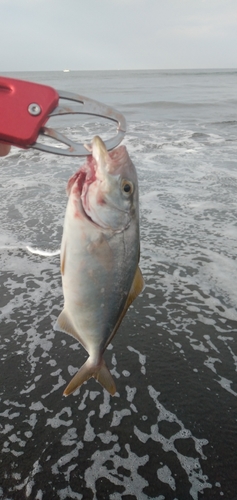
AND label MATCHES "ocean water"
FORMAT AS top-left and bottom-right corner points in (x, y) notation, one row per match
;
(0, 69), (237, 499)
